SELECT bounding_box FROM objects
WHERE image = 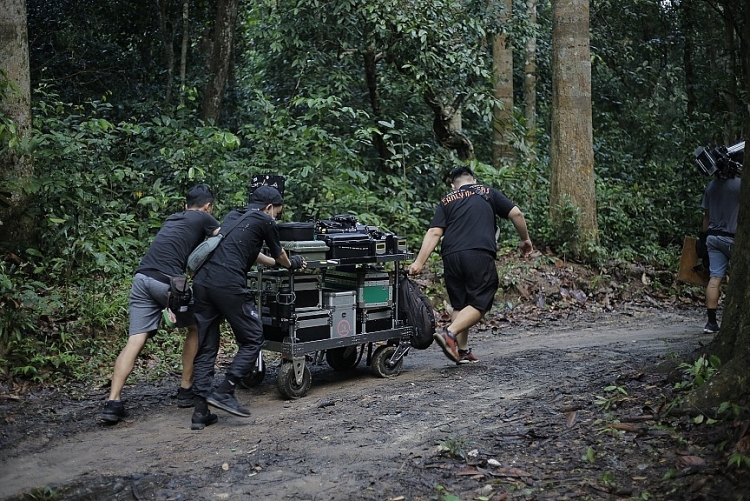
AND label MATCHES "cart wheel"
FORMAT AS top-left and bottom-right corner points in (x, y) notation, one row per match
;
(325, 346), (359, 371)
(371, 345), (403, 378)
(277, 361), (312, 399)
(238, 358), (266, 389)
